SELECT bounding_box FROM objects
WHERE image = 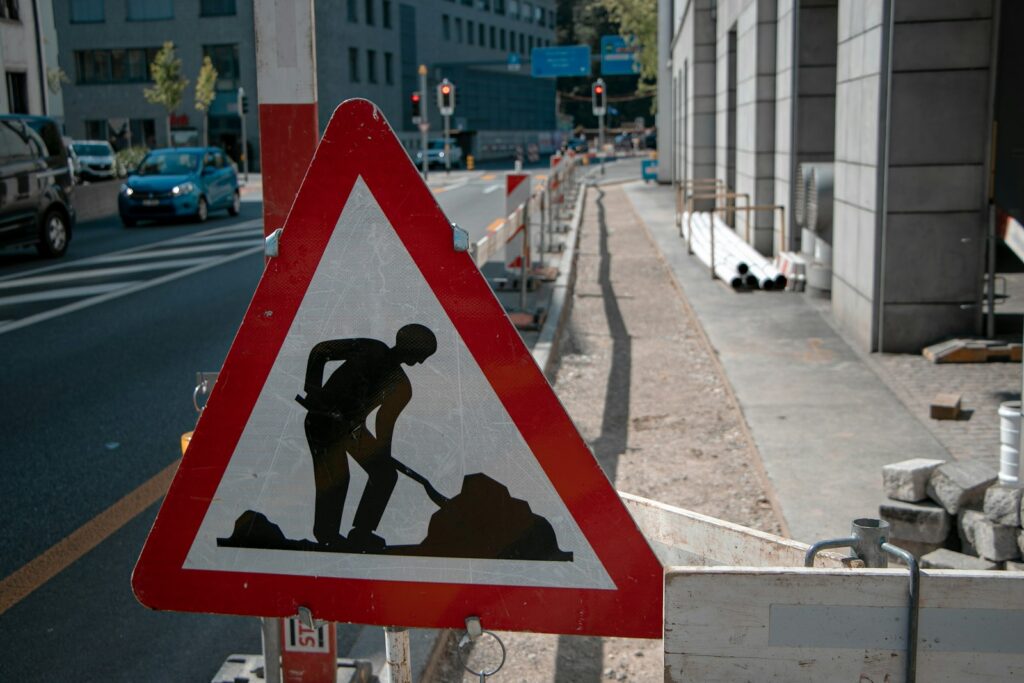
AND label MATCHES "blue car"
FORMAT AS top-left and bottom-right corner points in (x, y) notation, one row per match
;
(118, 147), (240, 227)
